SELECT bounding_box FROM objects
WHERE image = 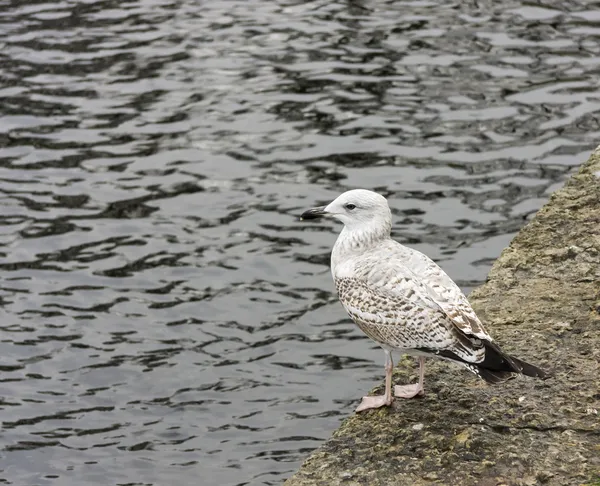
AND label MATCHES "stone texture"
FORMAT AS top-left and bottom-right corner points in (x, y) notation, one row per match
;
(285, 147), (600, 486)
